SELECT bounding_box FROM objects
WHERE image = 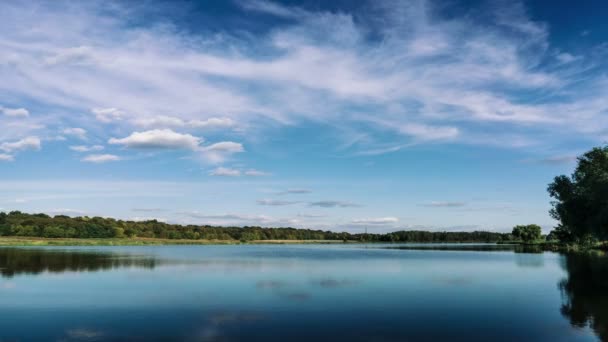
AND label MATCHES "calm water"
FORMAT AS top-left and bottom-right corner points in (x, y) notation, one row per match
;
(0, 244), (606, 341)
